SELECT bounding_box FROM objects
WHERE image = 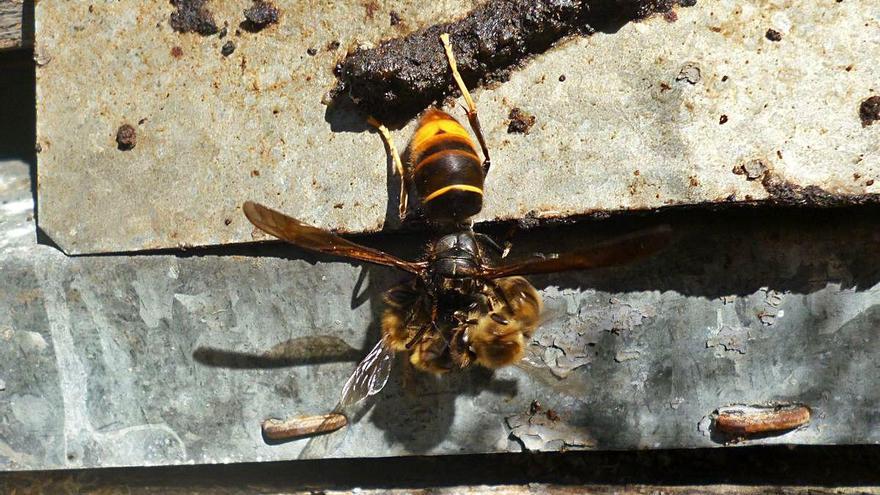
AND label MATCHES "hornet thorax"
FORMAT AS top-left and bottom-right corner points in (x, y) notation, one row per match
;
(427, 230), (485, 296)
